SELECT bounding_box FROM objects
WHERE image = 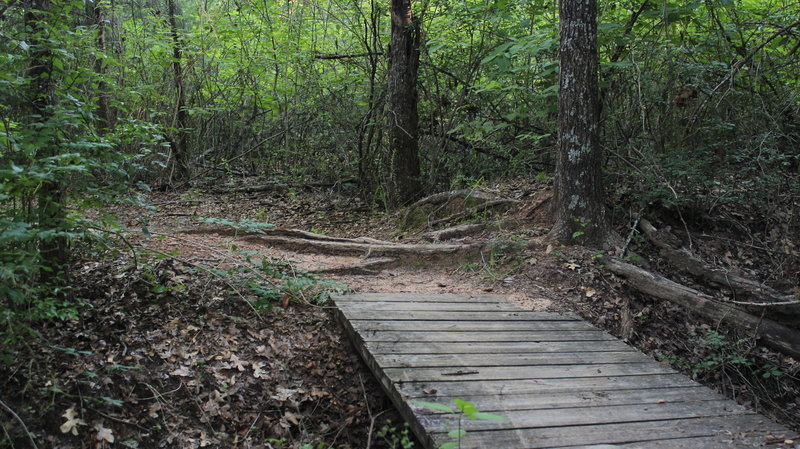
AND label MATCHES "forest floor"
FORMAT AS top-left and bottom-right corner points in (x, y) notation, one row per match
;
(2, 178), (799, 449)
